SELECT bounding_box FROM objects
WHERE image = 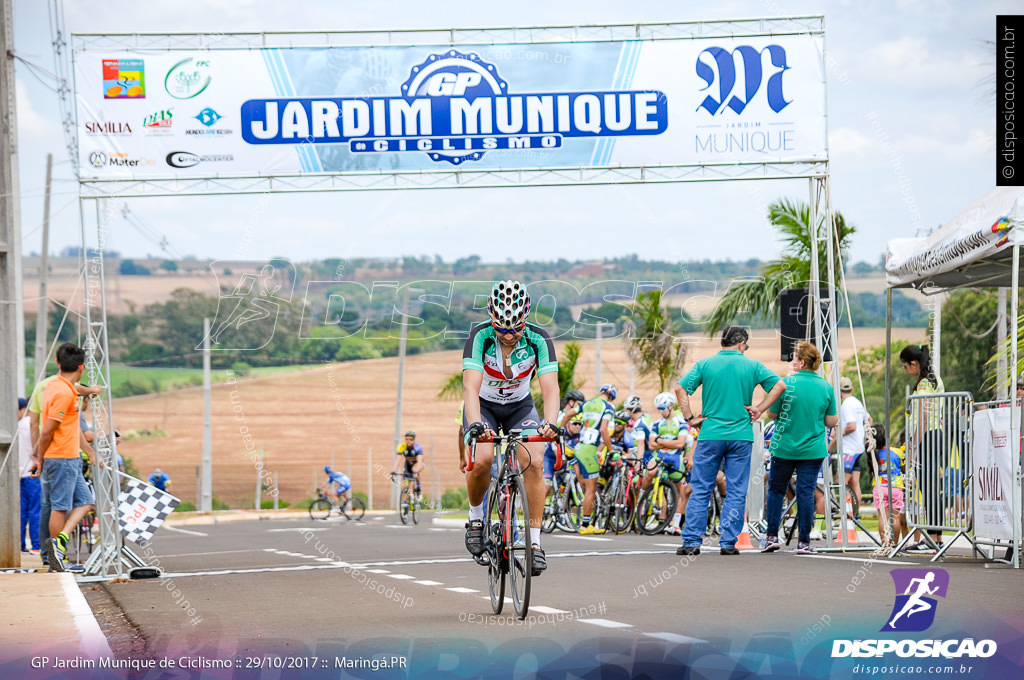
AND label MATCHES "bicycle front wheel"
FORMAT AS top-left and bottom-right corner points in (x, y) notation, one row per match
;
(541, 493), (556, 533)
(508, 474), (533, 620)
(485, 477), (505, 615)
(638, 483), (676, 535)
(399, 487), (411, 525)
(608, 483), (637, 534)
(411, 493), (419, 525)
(309, 498), (332, 520)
